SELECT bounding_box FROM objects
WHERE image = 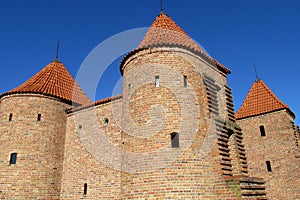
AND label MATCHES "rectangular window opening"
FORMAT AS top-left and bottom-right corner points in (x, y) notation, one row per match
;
(155, 75), (160, 87)
(37, 114), (41, 121)
(266, 161), (272, 172)
(260, 125), (266, 137)
(9, 153), (17, 165)
(171, 133), (179, 148)
(183, 75), (187, 87)
(9, 113), (13, 122)
(83, 183), (87, 196)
